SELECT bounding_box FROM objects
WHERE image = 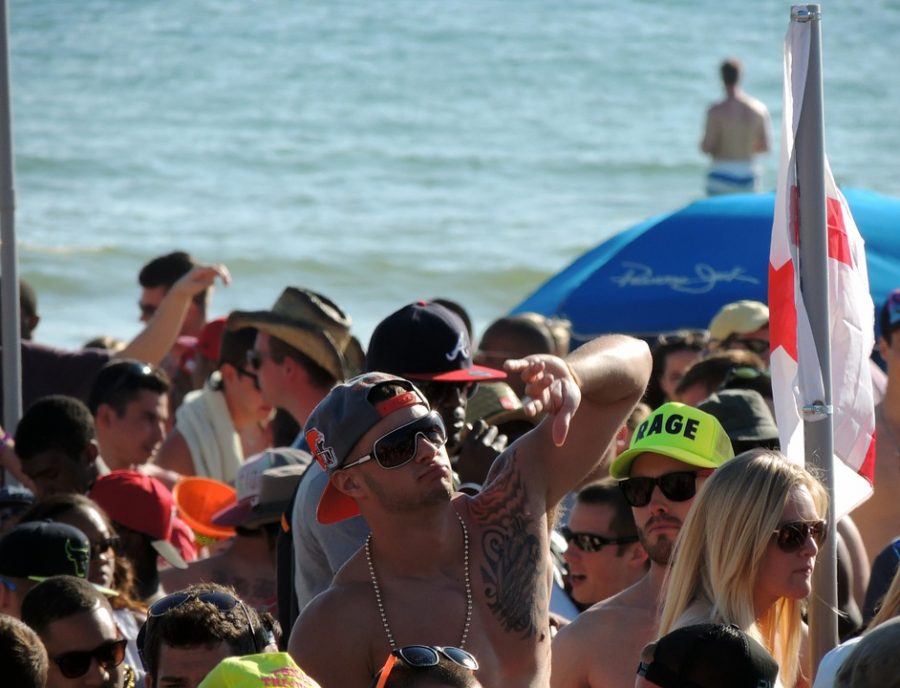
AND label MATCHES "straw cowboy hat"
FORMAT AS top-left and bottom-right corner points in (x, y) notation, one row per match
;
(226, 287), (364, 381)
